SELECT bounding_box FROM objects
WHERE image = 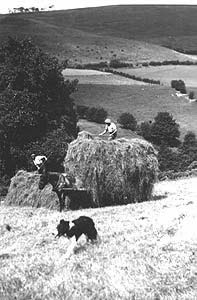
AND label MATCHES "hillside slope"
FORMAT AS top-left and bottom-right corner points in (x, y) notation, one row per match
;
(0, 7), (195, 64)
(0, 176), (197, 299)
